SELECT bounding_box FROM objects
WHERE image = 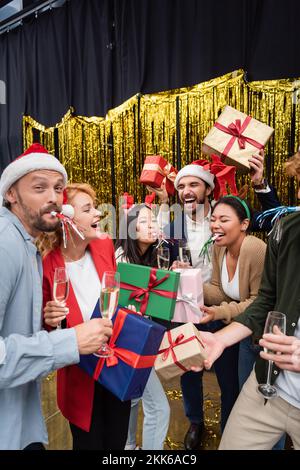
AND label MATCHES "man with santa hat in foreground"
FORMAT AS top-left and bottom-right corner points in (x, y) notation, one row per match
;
(0, 144), (112, 450)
